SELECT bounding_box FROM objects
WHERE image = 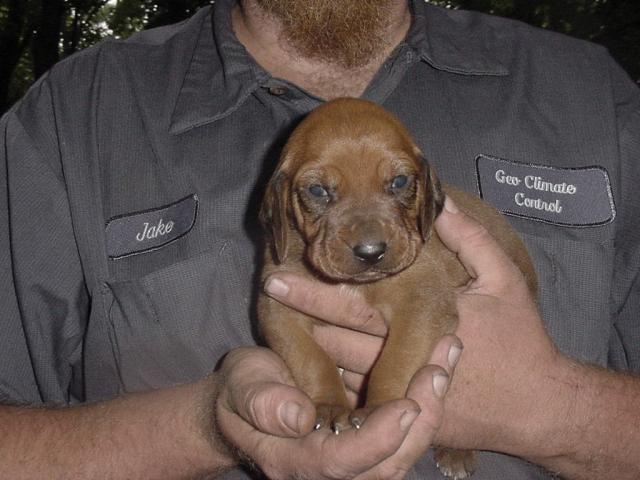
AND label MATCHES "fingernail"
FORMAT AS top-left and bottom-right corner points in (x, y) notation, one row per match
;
(432, 372), (450, 398)
(399, 408), (420, 432)
(279, 401), (302, 434)
(448, 344), (463, 369)
(265, 277), (289, 297)
(444, 197), (459, 214)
